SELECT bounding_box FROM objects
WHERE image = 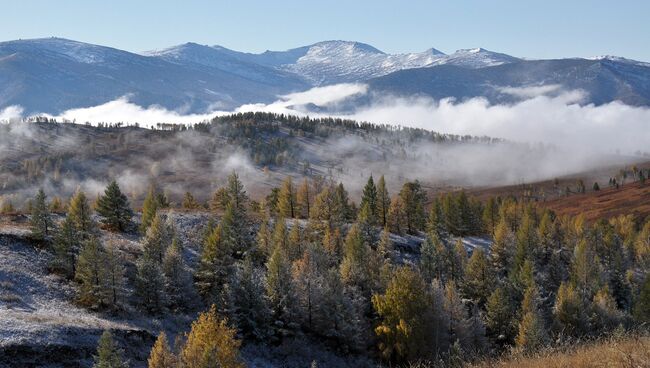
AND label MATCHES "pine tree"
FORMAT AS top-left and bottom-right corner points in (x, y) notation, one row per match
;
(357, 201), (377, 247)
(52, 216), (80, 278)
(195, 223), (234, 305)
(591, 285), (624, 333)
(255, 215), (273, 258)
(360, 175), (377, 225)
(180, 305), (244, 368)
(292, 244), (326, 332)
(376, 175), (390, 228)
(93, 330), (128, 368)
(278, 177), (296, 218)
(147, 332), (176, 368)
(333, 183), (353, 225)
(296, 178), (312, 219)
(76, 237), (108, 309)
(427, 197), (448, 240)
(163, 238), (193, 311)
(226, 171), (248, 215)
(69, 190), (95, 238)
(135, 253), (167, 314)
(462, 248), (495, 308)
(209, 187), (231, 212)
(105, 242), (126, 309)
(96, 181), (133, 232)
(30, 188), (53, 240)
(443, 281), (470, 351)
(420, 232), (443, 283)
(231, 256), (269, 340)
(372, 266), (437, 362)
(266, 243), (297, 339)
(485, 287), (516, 343)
